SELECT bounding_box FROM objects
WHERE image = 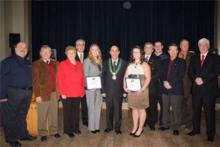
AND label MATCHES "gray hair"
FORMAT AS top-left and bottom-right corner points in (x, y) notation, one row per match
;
(40, 45), (51, 51)
(198, 38), (210, 48)
(75, 38), (85, 45)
